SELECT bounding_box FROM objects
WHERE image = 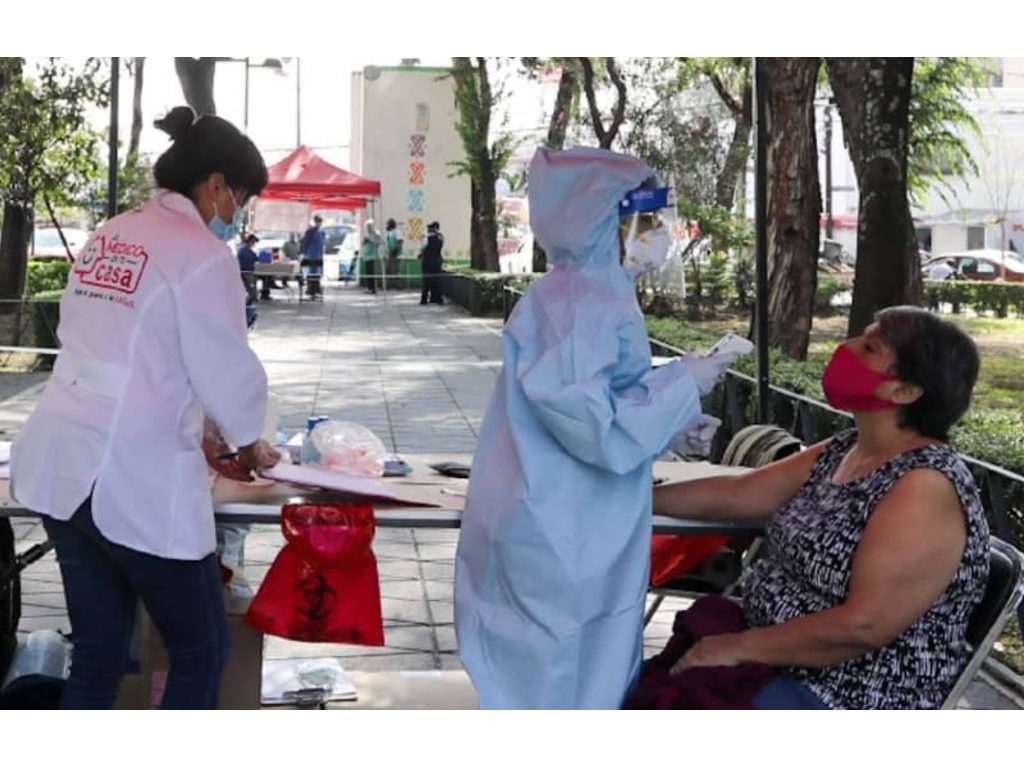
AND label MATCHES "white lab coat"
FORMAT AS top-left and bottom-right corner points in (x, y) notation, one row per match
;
(454, 148), (704, 708)
(11, 191), (268, 560)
